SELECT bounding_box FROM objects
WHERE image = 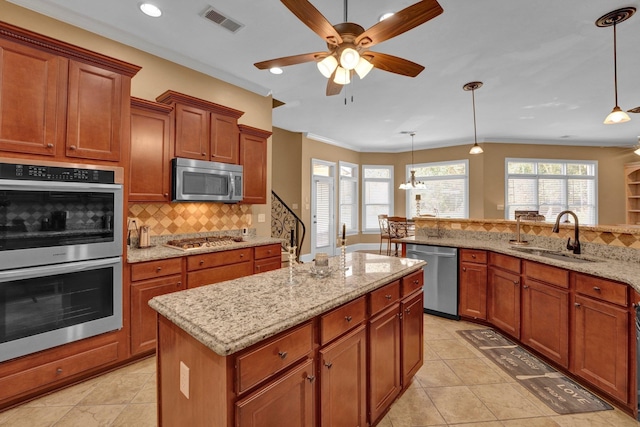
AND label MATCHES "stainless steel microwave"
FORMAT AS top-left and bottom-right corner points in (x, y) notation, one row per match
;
(172, 158), (243, 203)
